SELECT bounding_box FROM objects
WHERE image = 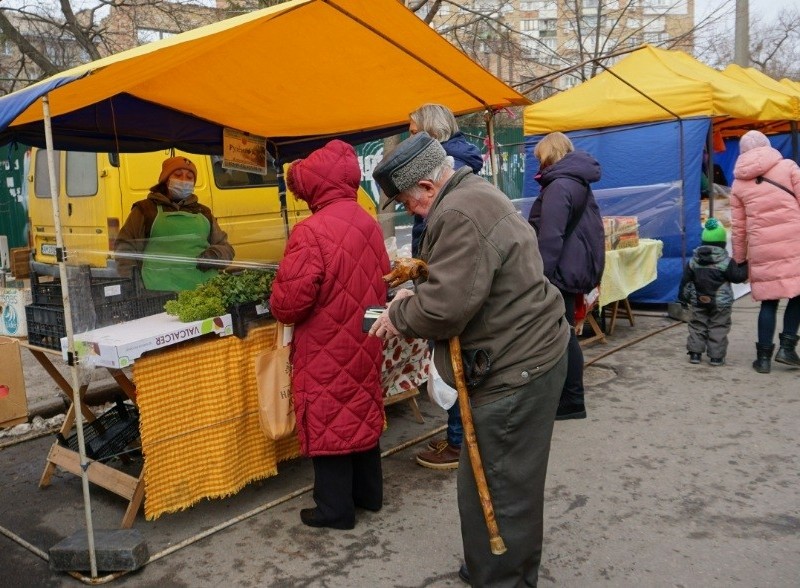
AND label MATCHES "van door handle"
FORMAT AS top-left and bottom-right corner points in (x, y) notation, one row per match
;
(68, 203), (72, 216)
